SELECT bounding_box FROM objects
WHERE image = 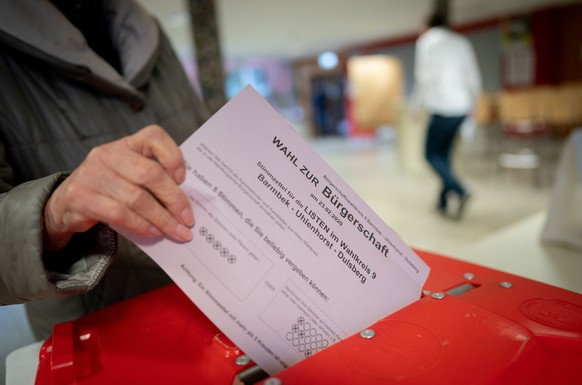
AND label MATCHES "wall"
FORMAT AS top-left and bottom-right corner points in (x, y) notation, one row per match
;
(293, 1), (582, 136)
(368, 26), (501, 97)
(535, 3), (582, 84)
